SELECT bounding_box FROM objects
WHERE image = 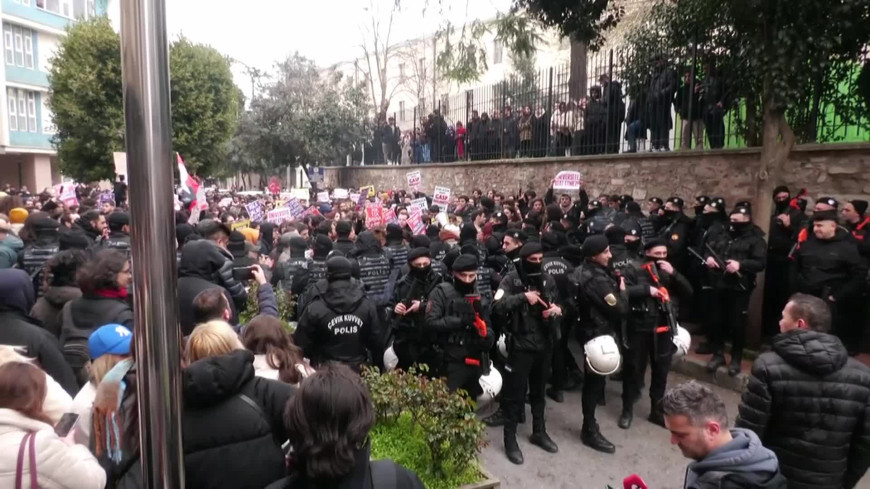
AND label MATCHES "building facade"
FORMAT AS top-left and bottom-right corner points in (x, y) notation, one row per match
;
(0, 0), (106, 191)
